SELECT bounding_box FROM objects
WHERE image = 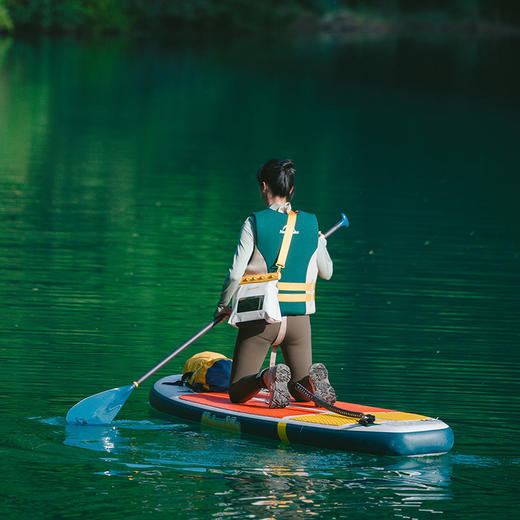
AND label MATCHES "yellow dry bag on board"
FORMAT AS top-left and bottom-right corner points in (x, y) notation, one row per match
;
(181, 351), (232, 392)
